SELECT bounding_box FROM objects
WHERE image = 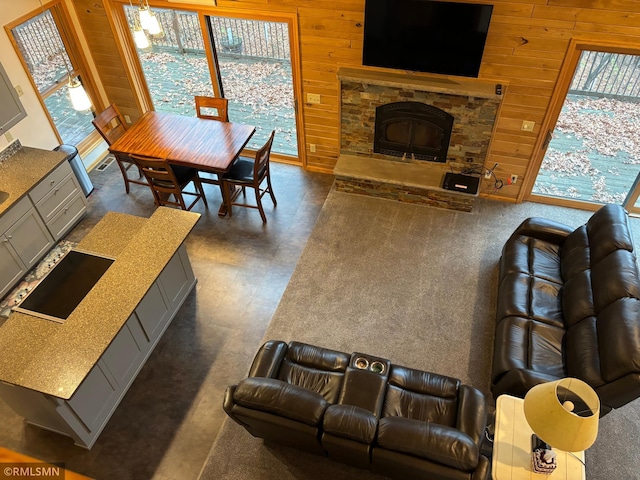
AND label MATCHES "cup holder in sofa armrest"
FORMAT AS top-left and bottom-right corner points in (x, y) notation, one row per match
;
(377, 416), (479, 472)
(352, 353), (390, 376)
(323, 404), (378, 444)
(233, 377), (329, 426)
